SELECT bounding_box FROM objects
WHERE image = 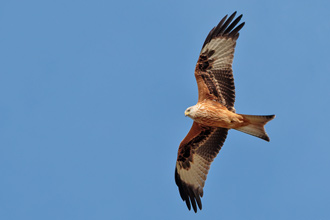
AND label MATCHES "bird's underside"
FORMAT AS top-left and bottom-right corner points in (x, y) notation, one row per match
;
(175, 12), (275, 213)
